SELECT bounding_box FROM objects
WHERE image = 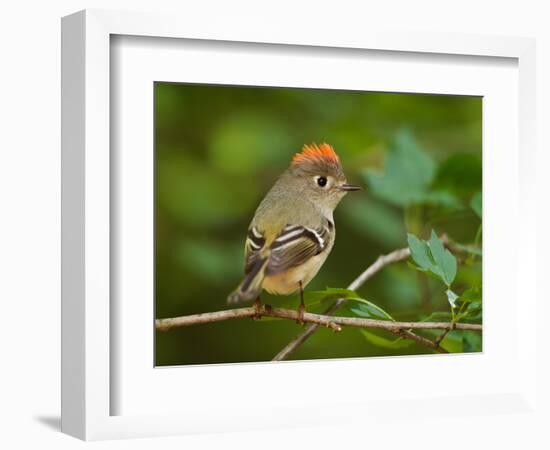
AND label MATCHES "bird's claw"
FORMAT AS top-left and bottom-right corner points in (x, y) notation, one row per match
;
(252, 298), (262, 320)
(296, 304), (305, 326)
